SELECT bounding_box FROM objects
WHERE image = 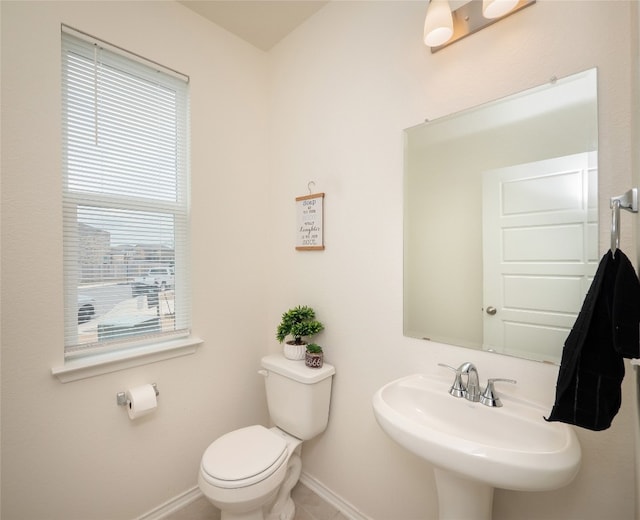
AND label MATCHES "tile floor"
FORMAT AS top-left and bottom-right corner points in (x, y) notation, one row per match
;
(165, 482), (349, 520)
